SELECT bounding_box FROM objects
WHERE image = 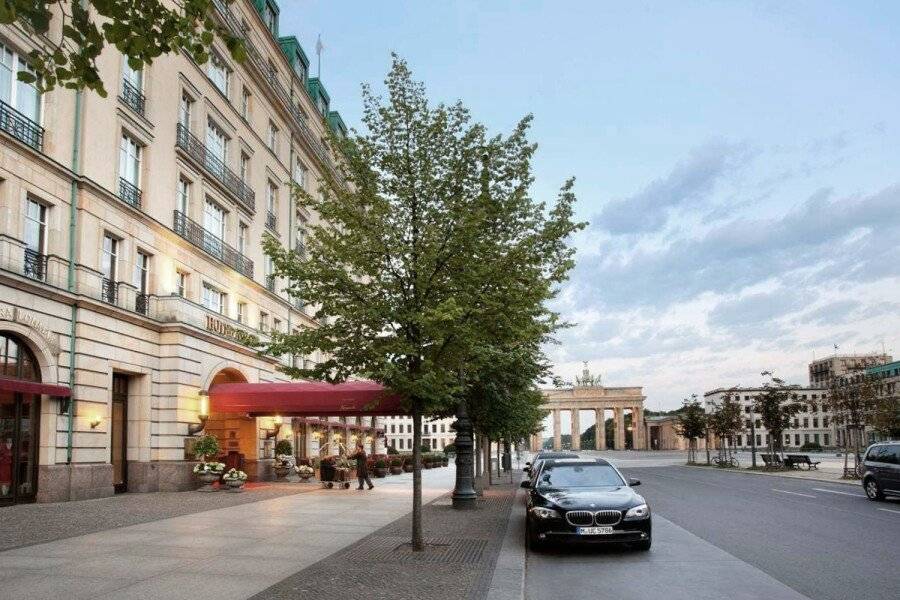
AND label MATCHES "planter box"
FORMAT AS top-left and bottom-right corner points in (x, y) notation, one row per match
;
(374, 468), (388, 478)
